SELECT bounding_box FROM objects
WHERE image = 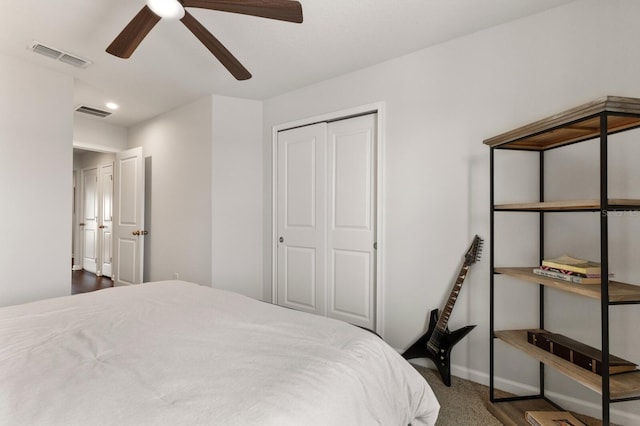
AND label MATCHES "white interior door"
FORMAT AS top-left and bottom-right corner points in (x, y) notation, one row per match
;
(100, 163), (114, 278)
(81, 167), (98, 274)
(326, 115), (377, 329)
(113, 147), (145, 286)
(277, 123), (327, 316)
